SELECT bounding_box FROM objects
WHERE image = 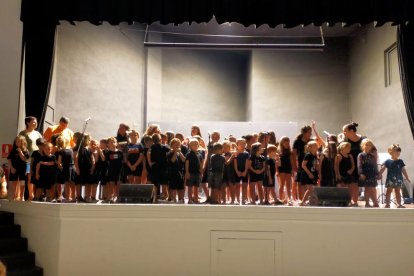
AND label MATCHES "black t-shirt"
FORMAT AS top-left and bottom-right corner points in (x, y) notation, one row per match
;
(7, 148), (30, 172)
(236, 151), (250, 172)
(77, 147), (93, 170)
(267, 157), (276, 180)
(303, 153), (318, 178)
(249, 155), (266, 171)
(39, 154), (57, 175)
(293, 139), (306, 168)
(348, 136), (366, 166)
(210, 154), (225, 173)
(186, 151), (202, 174)
(56, 149), (74, 168)
(31, 150), (43, 174)
(127, 143), (143, 164)
(106, 150), (123, 170)
(167, 151), (184, 175)
(150, 143), (170, 169)
(95, 149), (109, 171)
(180, 145), (189, 156)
